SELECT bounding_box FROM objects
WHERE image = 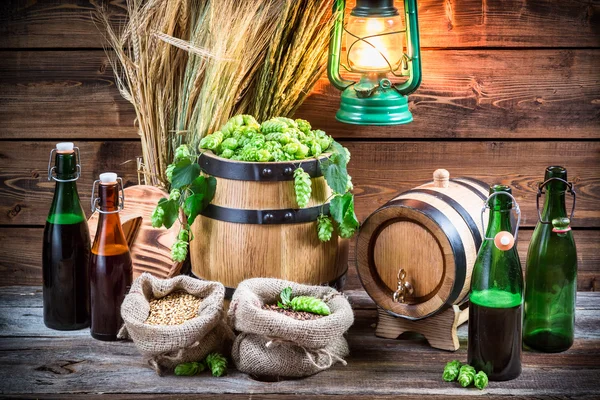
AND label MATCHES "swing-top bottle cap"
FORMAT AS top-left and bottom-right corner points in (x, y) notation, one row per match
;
(99, 172), (118, 184)
(56, 142), (74, 153)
